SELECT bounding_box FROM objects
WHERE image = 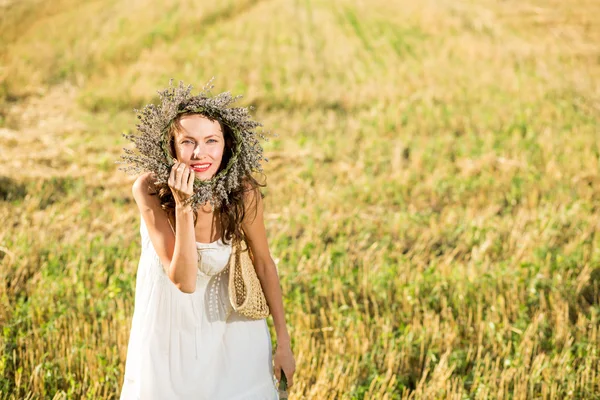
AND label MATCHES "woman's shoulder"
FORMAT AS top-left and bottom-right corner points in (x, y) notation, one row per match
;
(132, 172), (159, 197)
